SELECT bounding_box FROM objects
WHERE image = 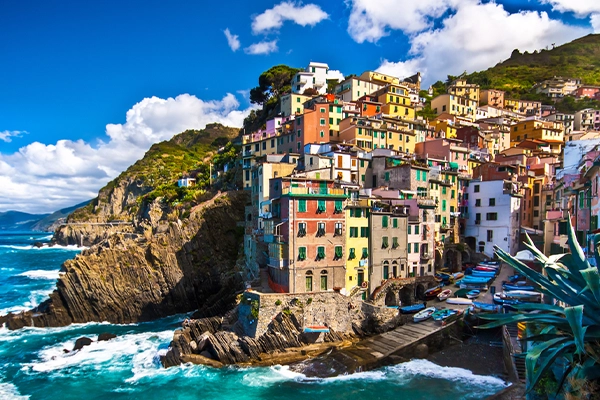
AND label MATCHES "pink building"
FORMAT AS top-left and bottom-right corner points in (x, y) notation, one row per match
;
(414, 137), (469, 172)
